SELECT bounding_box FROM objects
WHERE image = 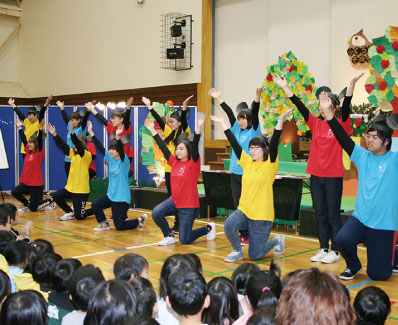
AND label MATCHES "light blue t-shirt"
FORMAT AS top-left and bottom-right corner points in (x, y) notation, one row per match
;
(65, 123), (87, 162)
(8, 265), (24, 293)
(105, 150), (131, 204)
(351, 145), (398, 230)
(229, 121), (262, 175)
